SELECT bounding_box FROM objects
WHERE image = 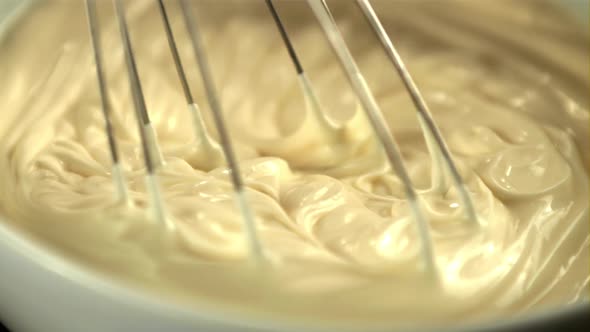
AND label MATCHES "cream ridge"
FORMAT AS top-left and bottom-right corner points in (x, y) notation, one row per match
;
(0, 0), (588, 329)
